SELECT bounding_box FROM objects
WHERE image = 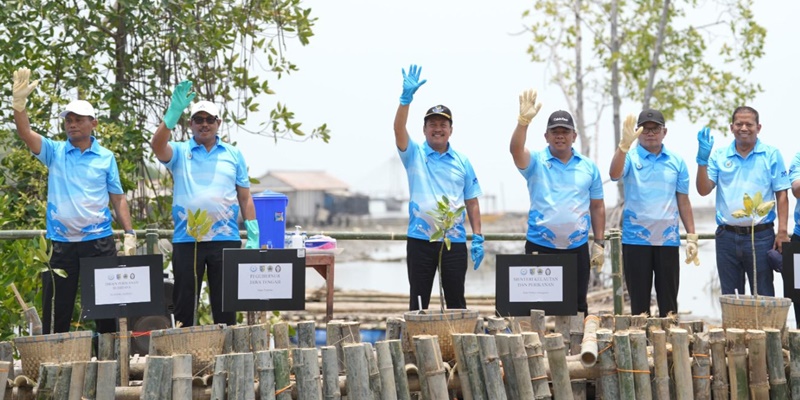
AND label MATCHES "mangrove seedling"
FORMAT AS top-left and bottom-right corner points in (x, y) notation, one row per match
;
(426, 195), (466, 313)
